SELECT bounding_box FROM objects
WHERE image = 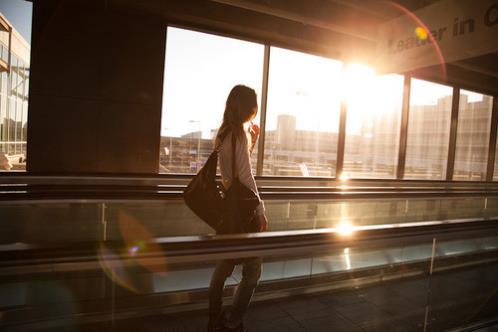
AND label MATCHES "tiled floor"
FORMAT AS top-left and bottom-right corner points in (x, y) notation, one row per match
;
(57, 262), (498, 331)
